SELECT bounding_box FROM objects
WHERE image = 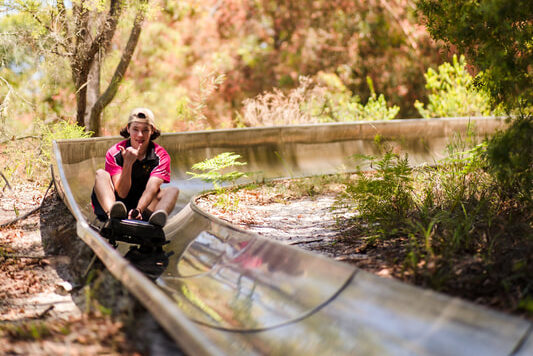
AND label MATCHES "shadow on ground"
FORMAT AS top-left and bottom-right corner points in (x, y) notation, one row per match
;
(39, 188), (184, 355)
